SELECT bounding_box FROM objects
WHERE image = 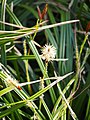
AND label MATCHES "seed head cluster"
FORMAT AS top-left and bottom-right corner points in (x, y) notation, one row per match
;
(41, 44), (56, 62)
